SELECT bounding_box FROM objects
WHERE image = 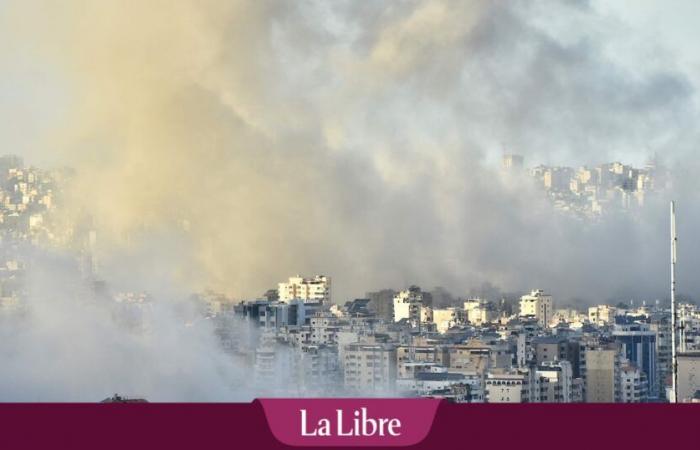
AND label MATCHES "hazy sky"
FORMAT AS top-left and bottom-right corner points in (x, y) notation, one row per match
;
(3, 0), (700, 402)
(2, 0), (699, 167)
(1, 0), (699, 303)
(596, 0), (700, 71)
